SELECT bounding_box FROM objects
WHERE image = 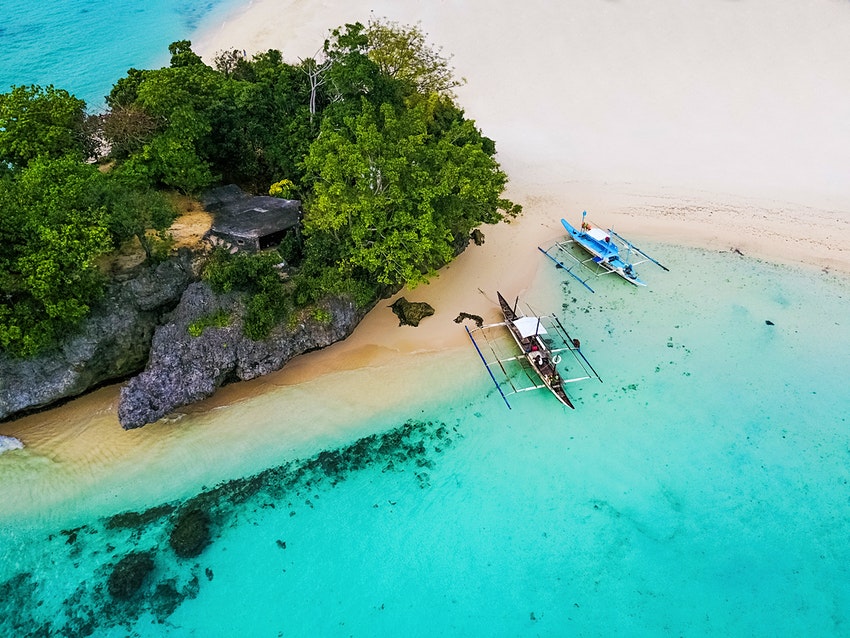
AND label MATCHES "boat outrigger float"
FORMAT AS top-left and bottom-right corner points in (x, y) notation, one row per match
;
(465, 292), (601, 409)
(538, 211), (669, 292)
